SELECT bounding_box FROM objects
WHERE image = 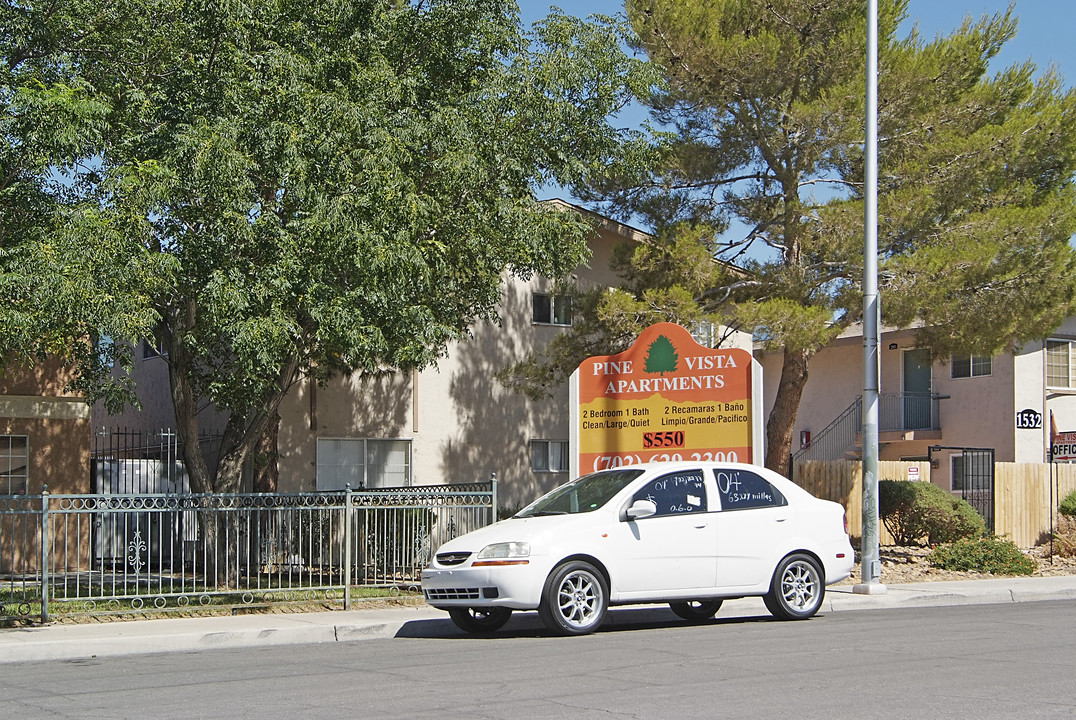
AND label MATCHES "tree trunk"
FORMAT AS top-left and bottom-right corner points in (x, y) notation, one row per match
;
(252, 409), (280, 493)
(164, 298), (299, 582)
(164, 303), (212, 494)
(213, 354), (301, 495)
(765, 347), (812, 474)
